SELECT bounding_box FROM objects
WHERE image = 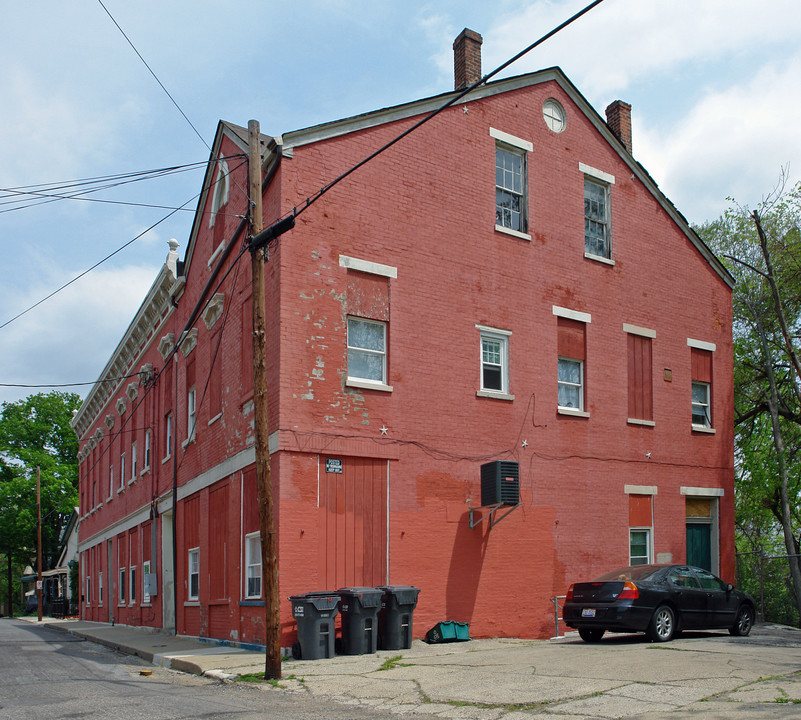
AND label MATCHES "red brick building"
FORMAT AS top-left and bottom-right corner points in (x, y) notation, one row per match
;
(72, 31), (734, 644)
